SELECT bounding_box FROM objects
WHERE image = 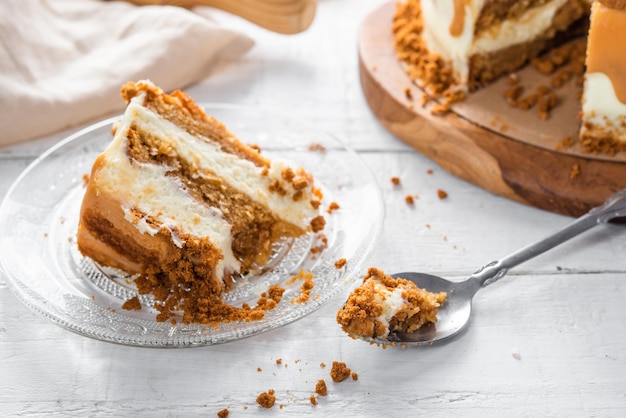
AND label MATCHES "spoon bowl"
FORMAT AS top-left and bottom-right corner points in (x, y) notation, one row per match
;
(387, 273), (477, 345)
(379, 188), (626, 346)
